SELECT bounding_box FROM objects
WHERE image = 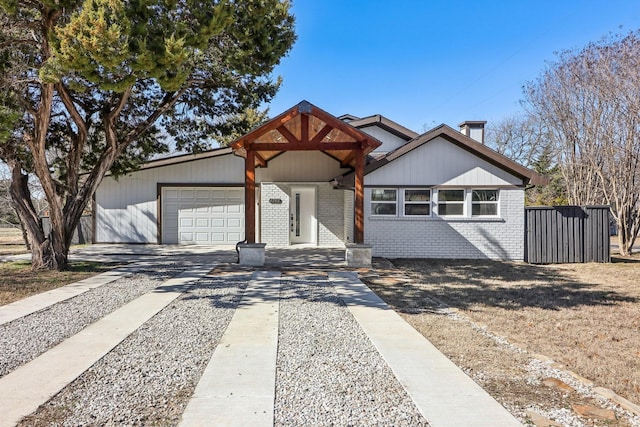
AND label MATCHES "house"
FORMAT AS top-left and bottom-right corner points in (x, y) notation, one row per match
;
(94, 101), (543, 264)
